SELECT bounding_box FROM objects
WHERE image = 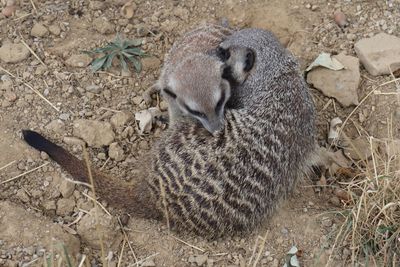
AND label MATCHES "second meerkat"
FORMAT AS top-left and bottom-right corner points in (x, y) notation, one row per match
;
(144, 23), (255, 134)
